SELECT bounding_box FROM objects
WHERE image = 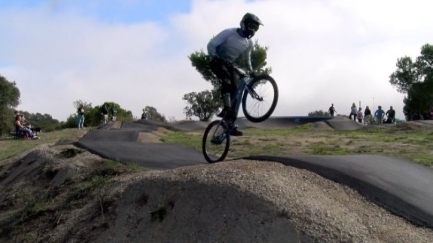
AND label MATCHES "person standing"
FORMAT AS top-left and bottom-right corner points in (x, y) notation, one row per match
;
(328, 104), (337, 116)
(364, 106), (372, 125)
(110, 106), (117, 122)
(356, 107), (364, 123)
(77, 104), (85, 129)
(101, 104), (109, 124)
(349, 103), (357, 121)
(385, 106), (395, 123)
(374, 106), (385, 124)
